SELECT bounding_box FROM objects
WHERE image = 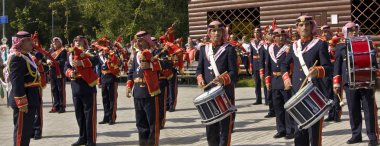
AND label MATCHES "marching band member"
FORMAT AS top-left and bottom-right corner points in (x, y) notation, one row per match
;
(31, 50), (46, 140)
(321, 25), (342, 122)
(65, 35), (98, 146)
(265, 28), (294, 139)
(154, 36), (171, 129)
(96, 36), (121, 125)
(8, 31), (41, 146)
(196, 20), (238, 146)
(259, 28), (276, 118)
(160, 25), (184, 112)
(126, 31), (161, 146)
(281, 15), (332, 146)
(250, 28), (265, 105)
(49, 37), (67, 113)
(333, 22), (378, 146)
